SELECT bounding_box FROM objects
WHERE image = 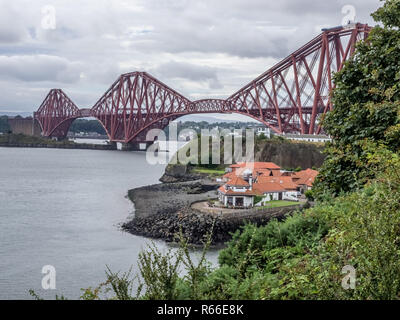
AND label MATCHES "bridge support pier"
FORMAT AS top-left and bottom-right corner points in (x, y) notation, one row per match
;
(118, 142), (152, 151)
